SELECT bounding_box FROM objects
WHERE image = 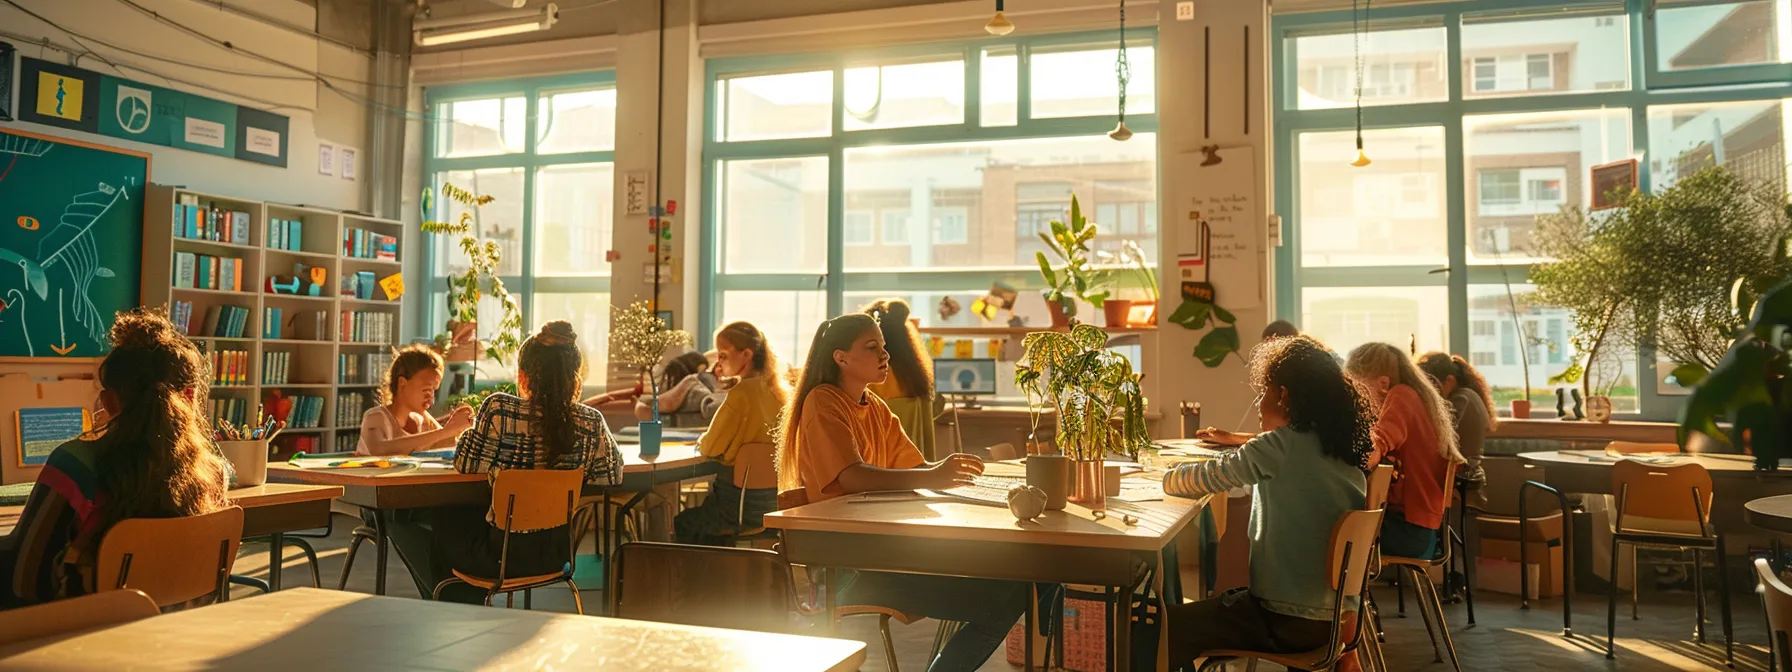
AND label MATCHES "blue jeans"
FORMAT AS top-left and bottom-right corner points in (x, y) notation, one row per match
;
(1381, 510), (1439, 560)
(839, 571), (1039, 672)
(674, 468), (777, 546)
